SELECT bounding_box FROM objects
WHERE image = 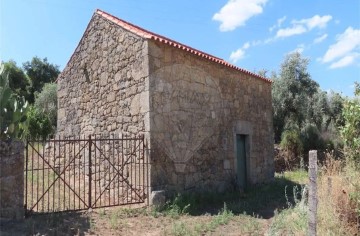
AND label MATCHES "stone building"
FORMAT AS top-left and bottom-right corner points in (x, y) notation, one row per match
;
(57, 9), (274, 194)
